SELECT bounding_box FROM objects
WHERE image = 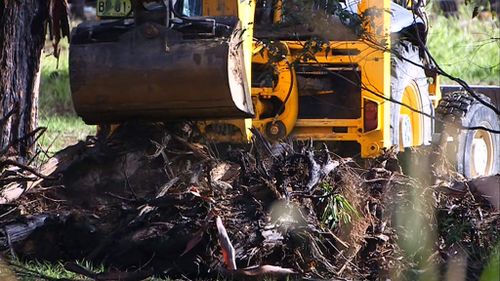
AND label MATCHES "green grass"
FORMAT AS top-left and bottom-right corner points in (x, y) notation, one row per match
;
(39, 40), (95, 155)
(38, 116), (94, 155)
(1, 259), (104, 280)
(15, 261), (94, 280)
(39, 50), (73, 117)
(7, 259), (174, 281)
(427, 6), (500, 85)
